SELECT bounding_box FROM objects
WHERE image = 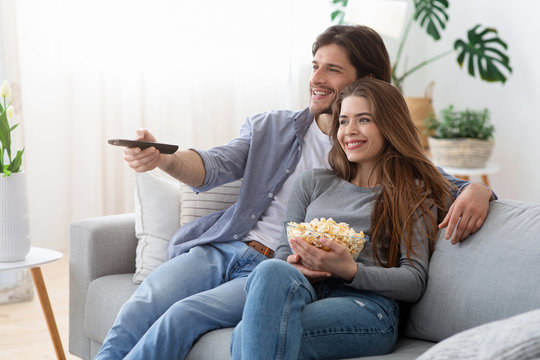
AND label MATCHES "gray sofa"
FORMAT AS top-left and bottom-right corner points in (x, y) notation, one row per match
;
(70, 199), (540, 359)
